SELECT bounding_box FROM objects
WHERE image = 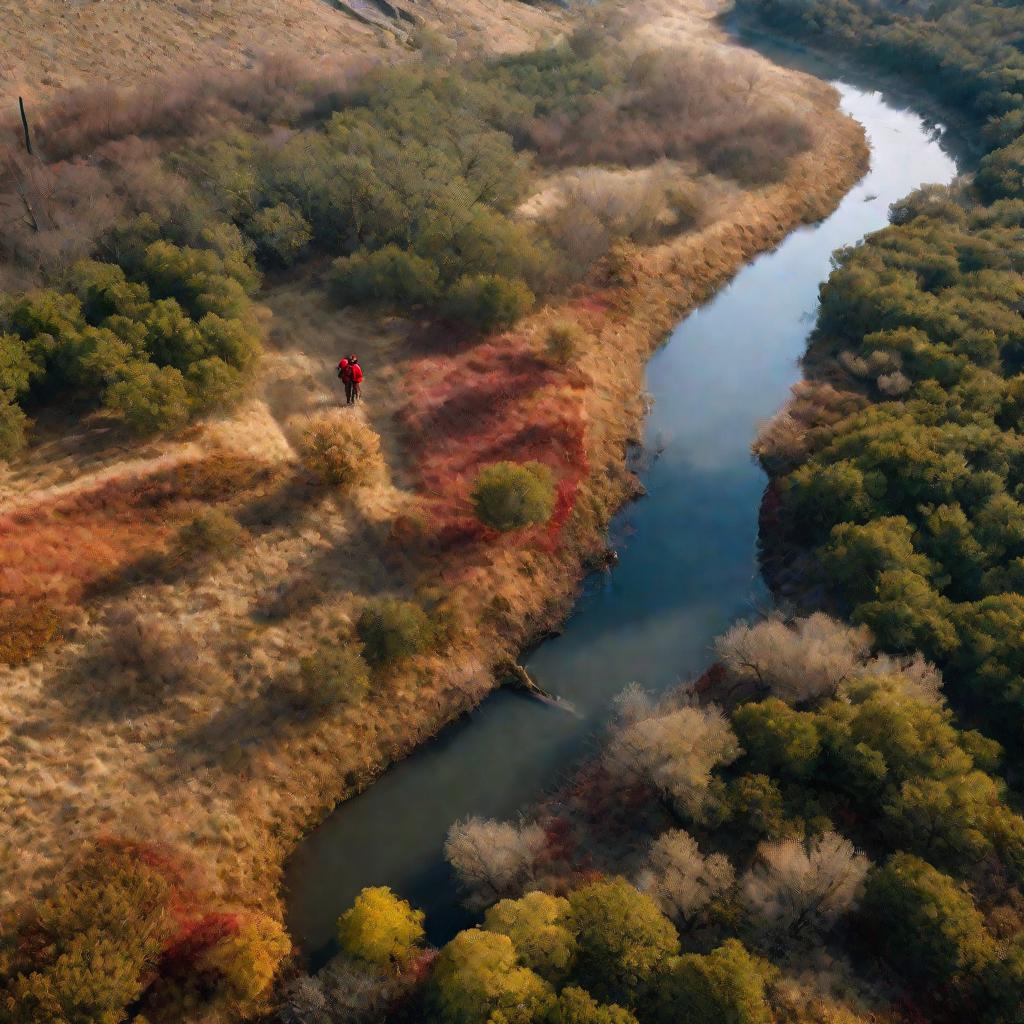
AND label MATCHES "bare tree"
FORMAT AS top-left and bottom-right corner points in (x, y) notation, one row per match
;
(637, 828), (735, 930)
(740, 832), (870, 942)
(751, 409), (809, 475)
(445, 817), (547, 910)
(715, 613), (872, 704)
(604, 702), (740, 818)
